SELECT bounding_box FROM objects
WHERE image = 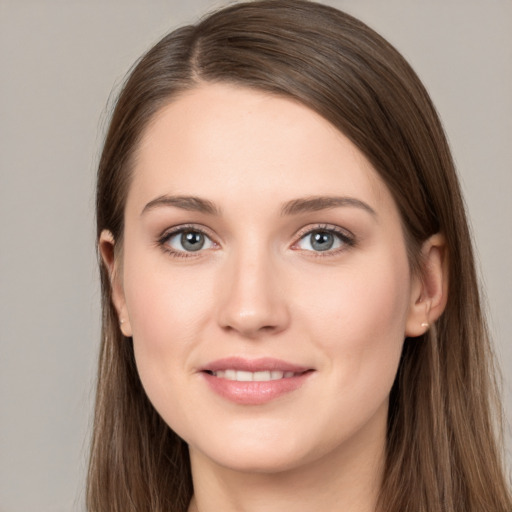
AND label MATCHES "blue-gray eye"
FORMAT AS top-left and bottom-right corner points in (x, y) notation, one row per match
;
(166, 230), (214, 252)
(297, 229), (345, 252)
(181, 231), (204, 251)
